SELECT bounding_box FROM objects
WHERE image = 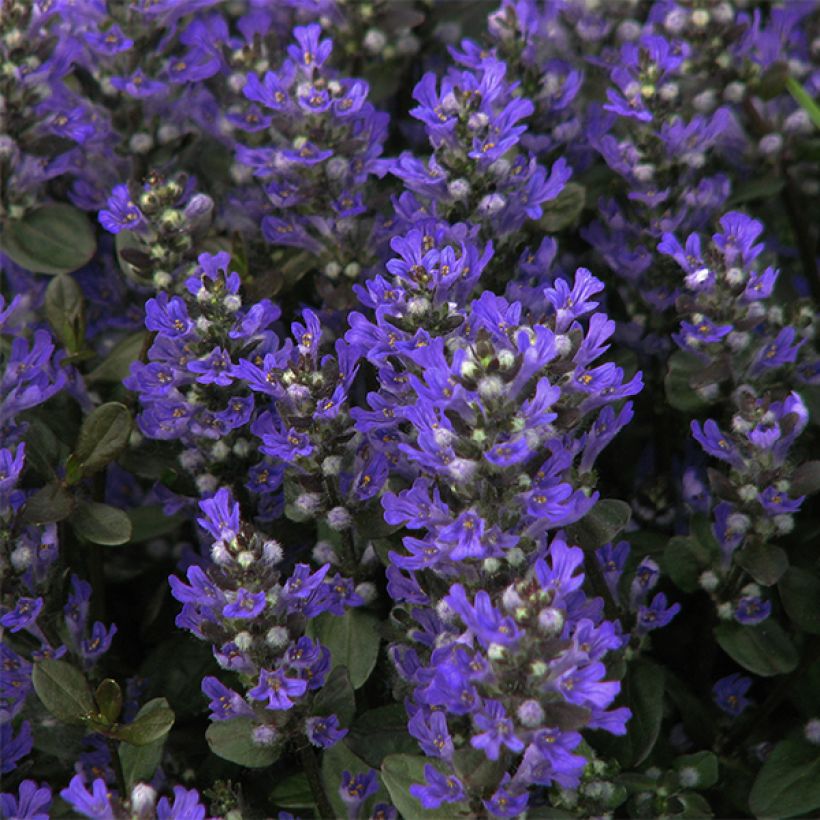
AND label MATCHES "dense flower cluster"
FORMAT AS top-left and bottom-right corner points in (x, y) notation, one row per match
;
(1, 1), (818, 819)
